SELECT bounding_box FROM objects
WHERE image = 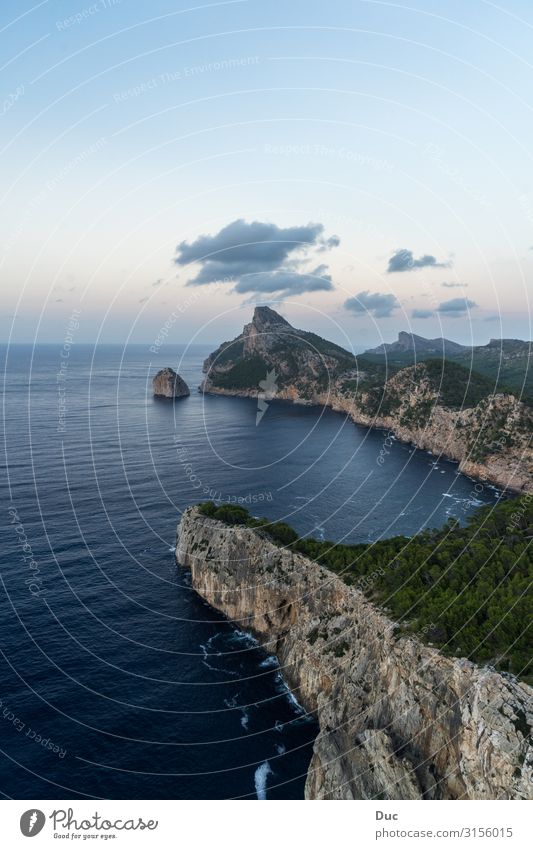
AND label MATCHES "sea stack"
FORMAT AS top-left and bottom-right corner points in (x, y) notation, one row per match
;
(152, 367), (190, 399)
